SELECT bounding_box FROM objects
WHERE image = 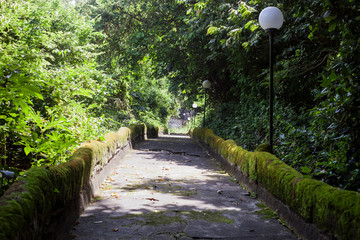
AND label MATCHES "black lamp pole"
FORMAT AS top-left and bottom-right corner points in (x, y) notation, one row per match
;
(203, 89), (207, 128)
(259, 6), (284, 153)
(192, 103), (197, 128)
(267, 28), (276, 153)
(202, 80), (211, 128)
